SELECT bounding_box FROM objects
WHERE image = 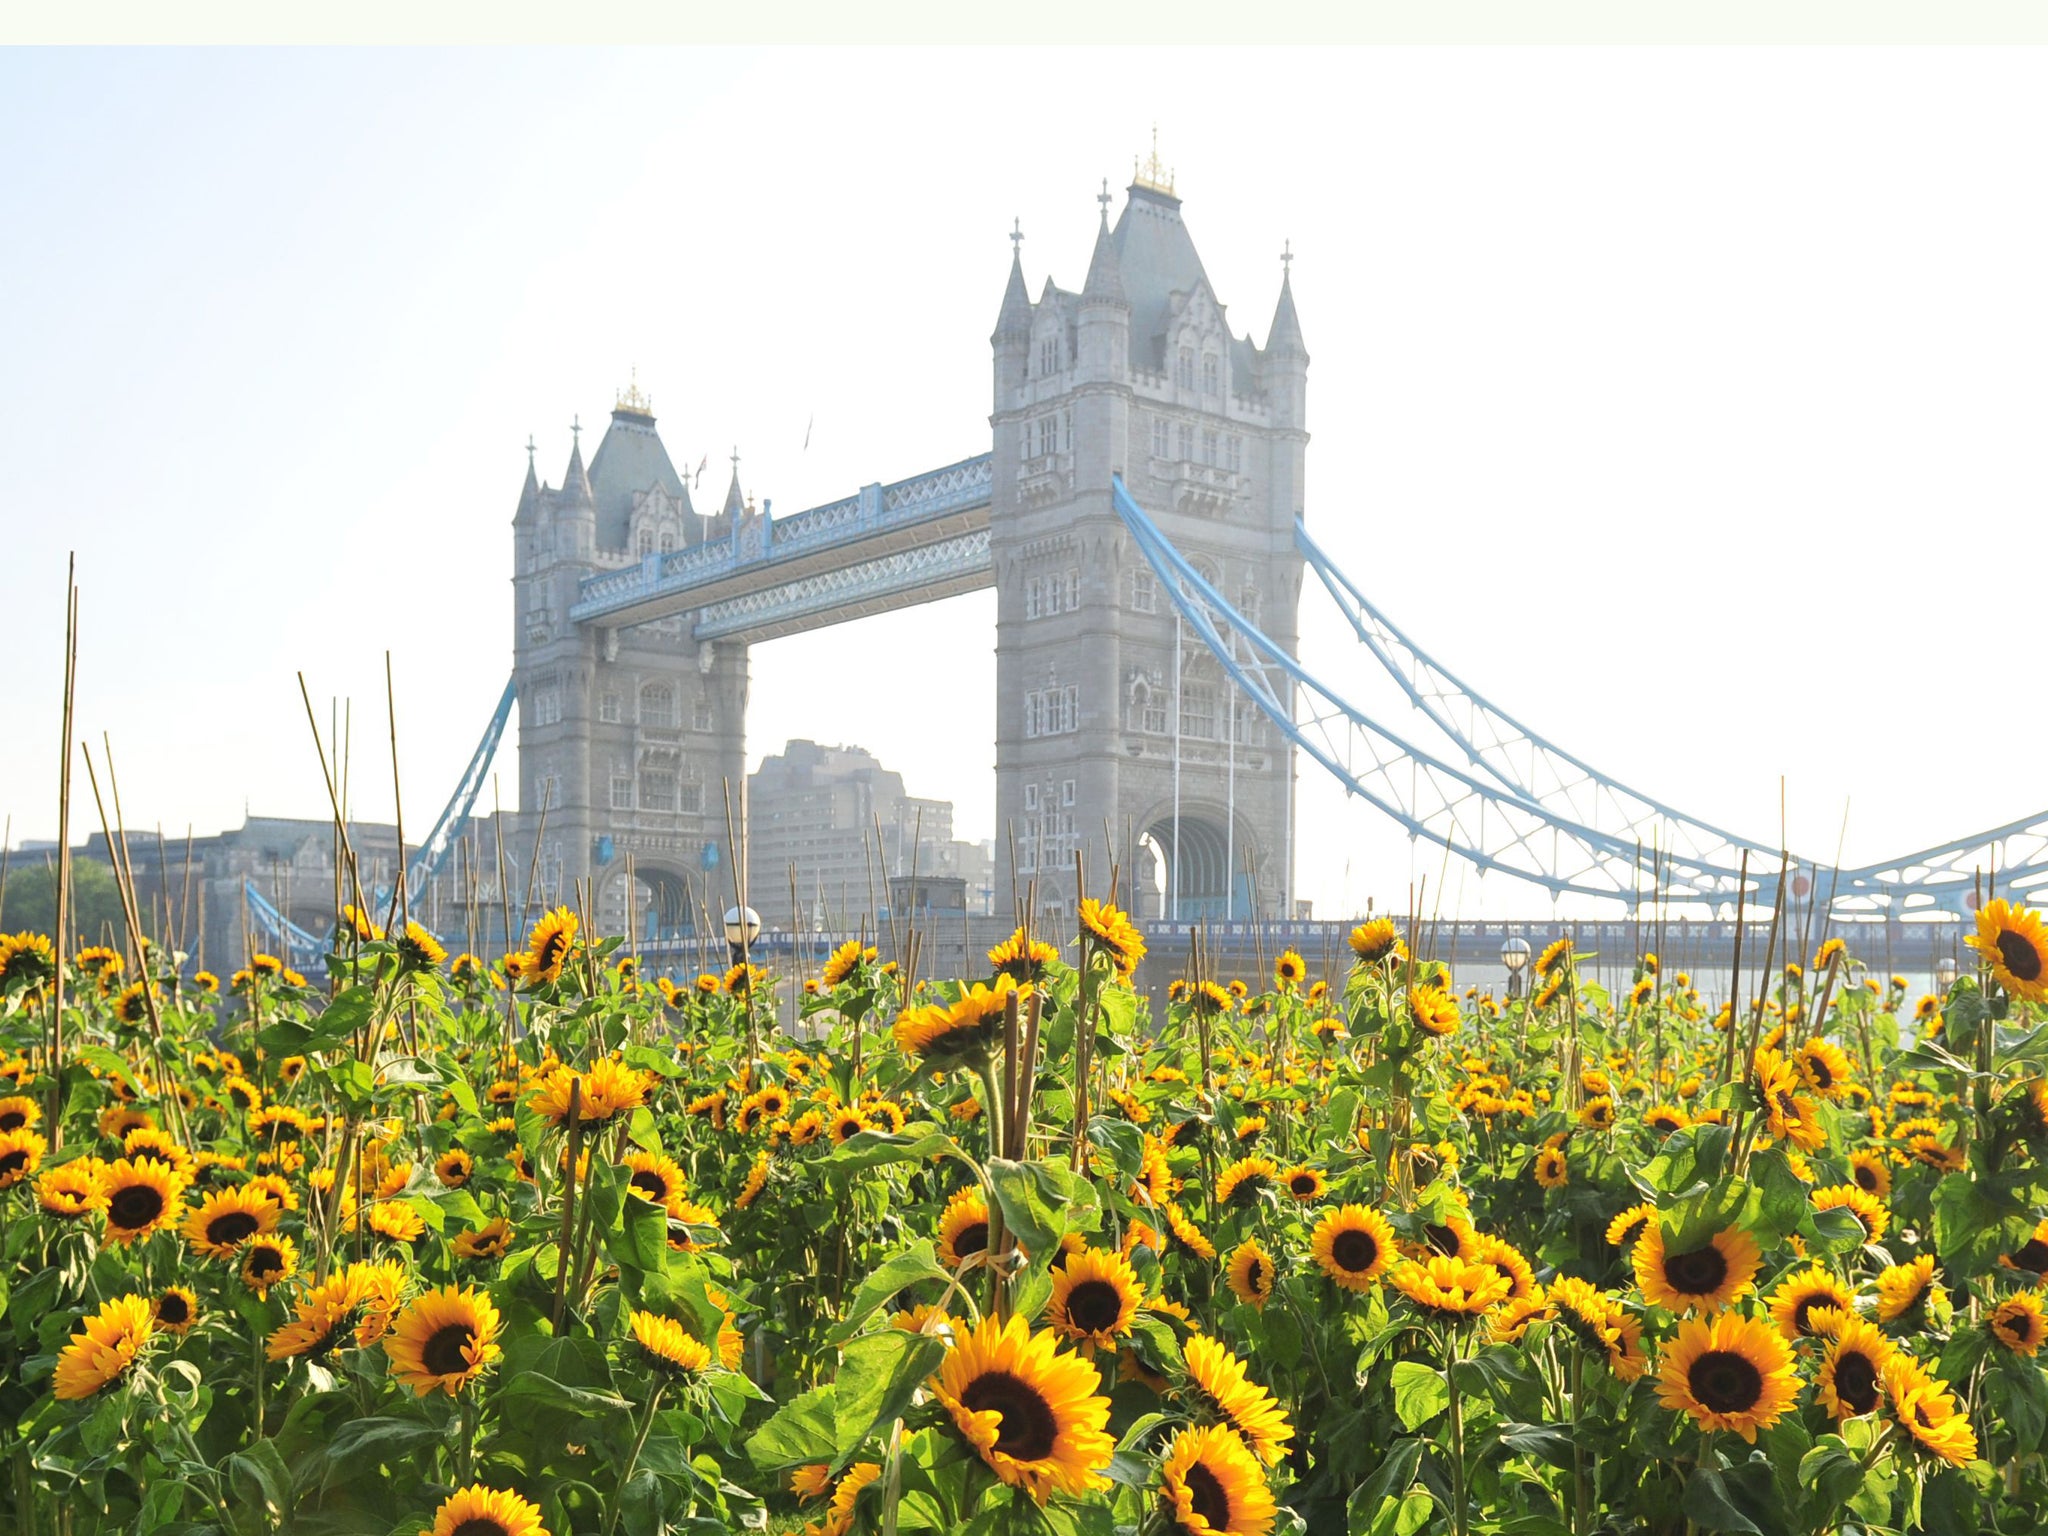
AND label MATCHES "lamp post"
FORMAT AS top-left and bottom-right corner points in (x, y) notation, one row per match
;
(1501, 936), (1531, 1001)
(723, 905), (761, 969)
